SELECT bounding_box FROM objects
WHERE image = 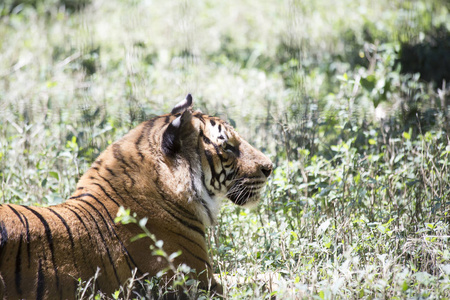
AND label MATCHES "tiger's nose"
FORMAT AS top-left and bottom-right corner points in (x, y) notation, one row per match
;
(261, 164), (273, 178)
